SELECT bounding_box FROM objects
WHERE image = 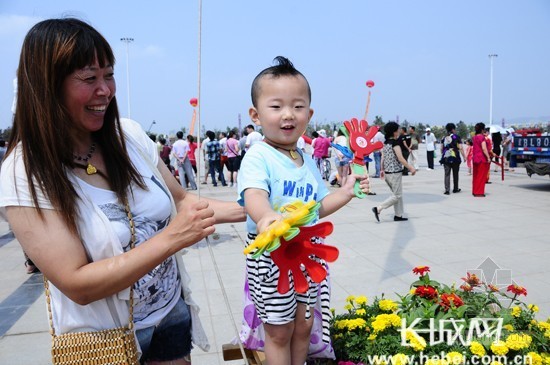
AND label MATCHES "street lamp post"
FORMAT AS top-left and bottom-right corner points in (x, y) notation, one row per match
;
(121, 37), (134, 119)
(488, 54), (498, 125)
(147, 120), (156, 133)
